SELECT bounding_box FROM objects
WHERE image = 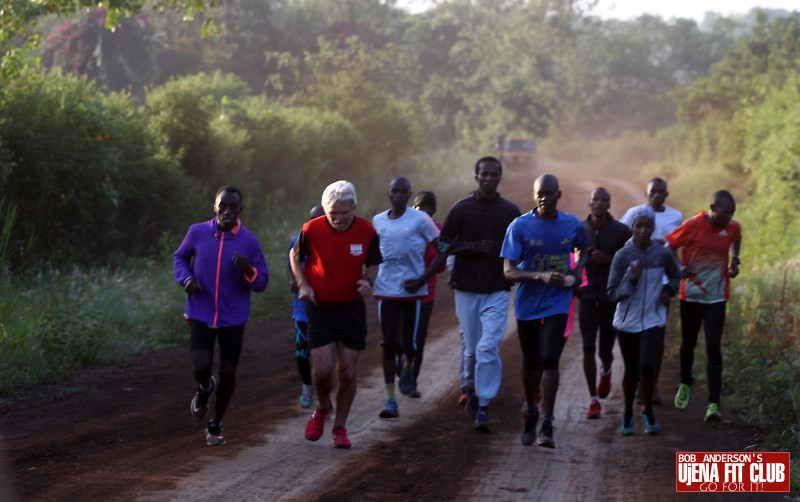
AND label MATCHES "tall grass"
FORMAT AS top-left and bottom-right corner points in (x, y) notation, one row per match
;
(724, 263), (800, 487)
(0, 255), (291, 399)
